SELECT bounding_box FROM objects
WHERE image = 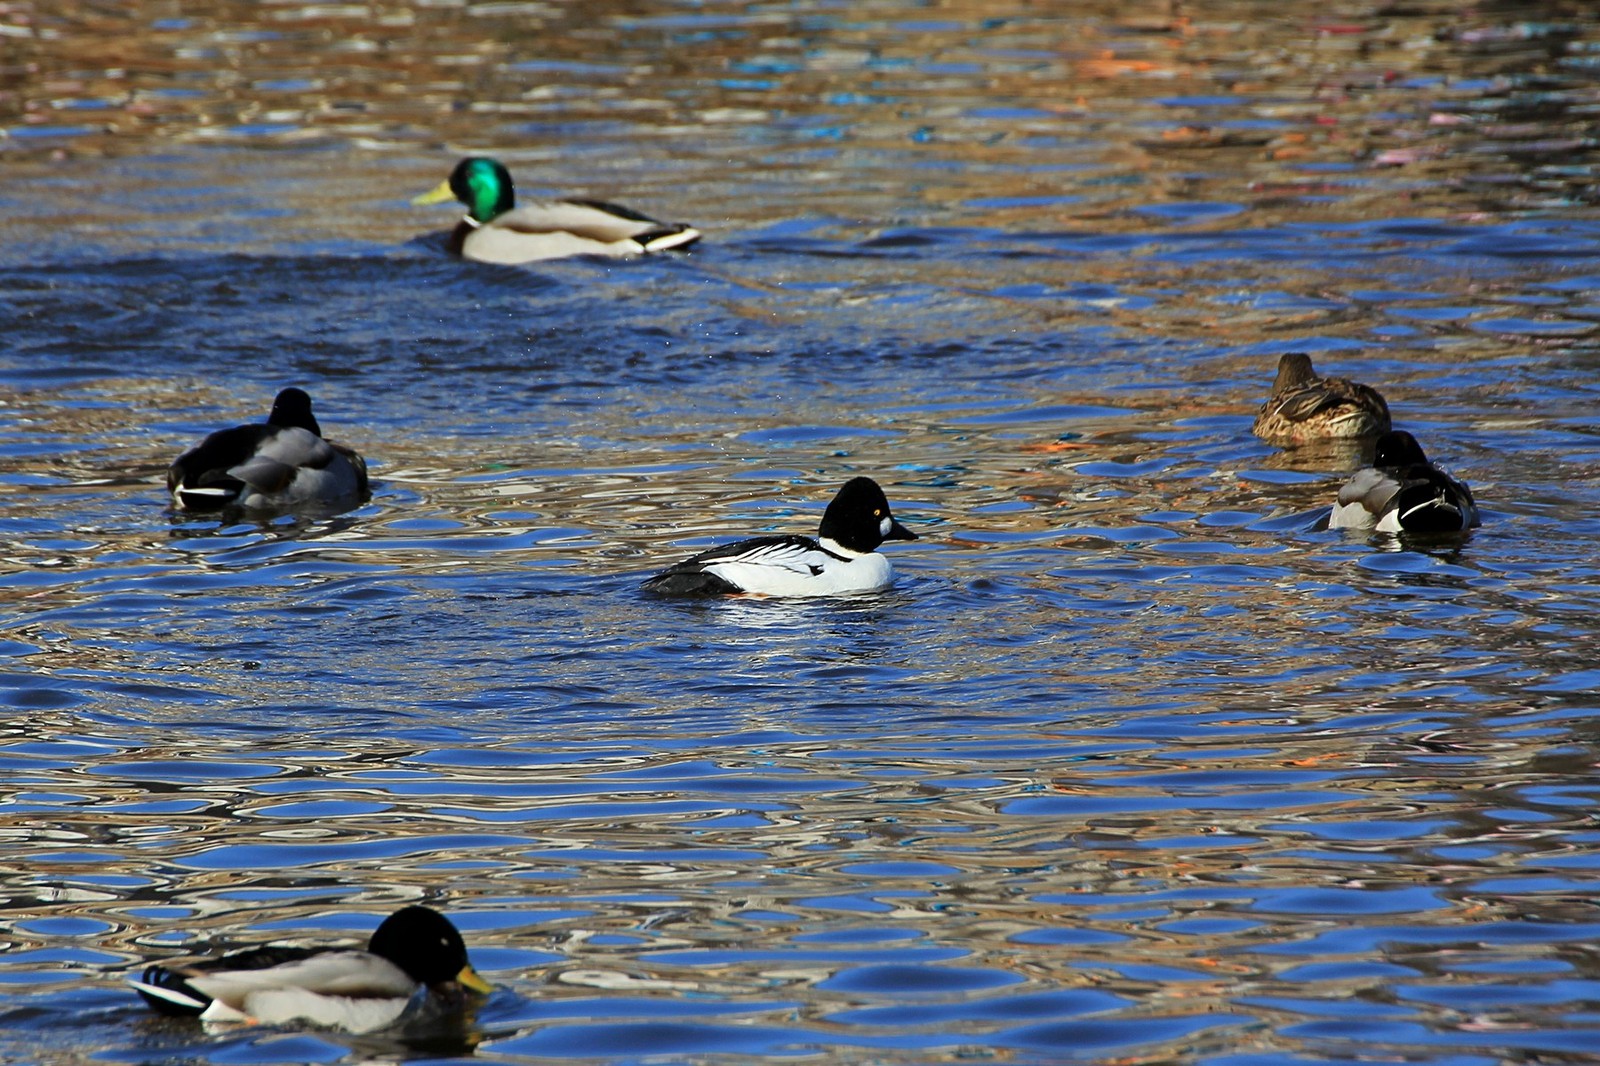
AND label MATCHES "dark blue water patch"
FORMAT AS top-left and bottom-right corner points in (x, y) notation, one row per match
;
(0, 738), (123, 759)
(1213, 1058), (1494, 1066)
(1395, 979), (1600, 1010)
(1277, 960), (1422, 982)
(210, 1032), (348, 1063)
(817, 962), (1023, 996)
(252, 799), (392, 819)
(6, 790), (90, 805)
(1075, 457), (1176, 477)
(1281, 1017), (1600, 1054)
(429, 800), (735, 823)
(829, 987), (1128, 1027)
(1466, 876), (1598, 894)
(787, 893), (901, 915)
(462, 946), (563, 976)
(1235, 995), (1413, 1019)
(409, 746), (654, 769)
(1451, 958), (1572, 975)
(8, 798), (209, 817)
(14, 917), (114, 937)
(0, 971), (79, 987)
(87, 759), (285, 782)
(791, 927), (923, 946)
(998, 1013), (1251, 1053)
(949, 403), (1138, 426)
(836, 861), (960, 878)
(506, 59), (628, 76)
(1102, 767), (1350, 792)
(1003, 789), (1361, 816)
(737, 424), (900, 445)
(649, 946), (970, 970)
(1259, 921), (1600, 956)
(0, 946), (126, 968)
(4, 124), (100, 139)
(0, 681), (89, 711)
(486, 997), (801, 1034)
(179, 832), (534, 871)
(489, 1020), (815, 1059)
(1133, 202), (1248, 224)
